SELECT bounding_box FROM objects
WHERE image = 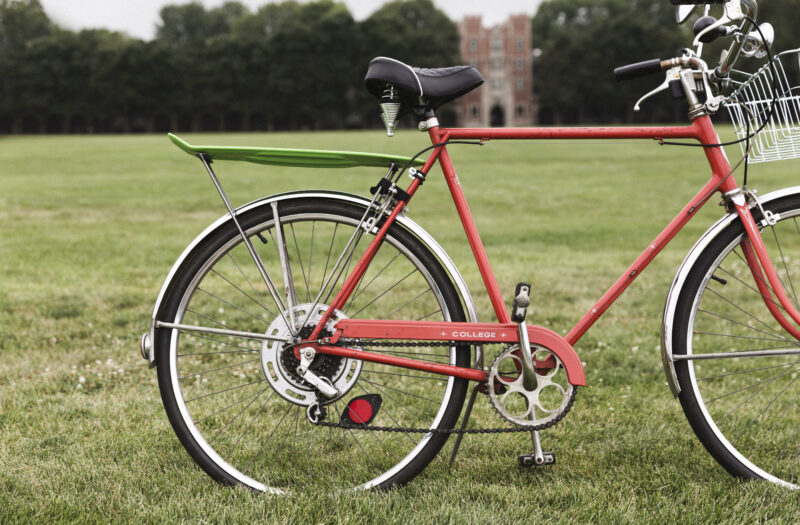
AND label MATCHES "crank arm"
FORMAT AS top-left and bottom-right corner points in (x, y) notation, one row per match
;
(512, 283), (539, 391)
